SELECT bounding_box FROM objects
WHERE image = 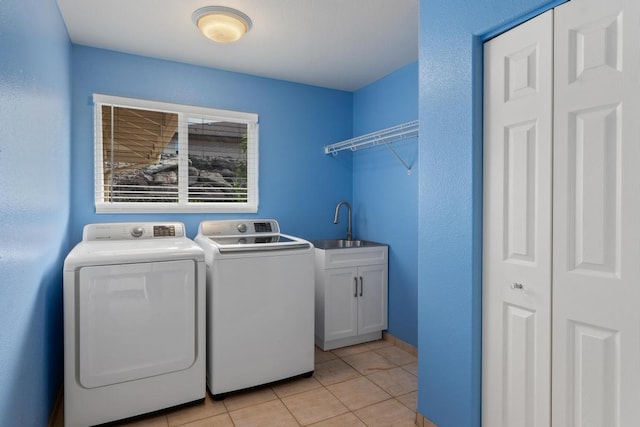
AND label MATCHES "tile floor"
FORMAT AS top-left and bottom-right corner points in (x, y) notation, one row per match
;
(52, 340), (418, 427)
